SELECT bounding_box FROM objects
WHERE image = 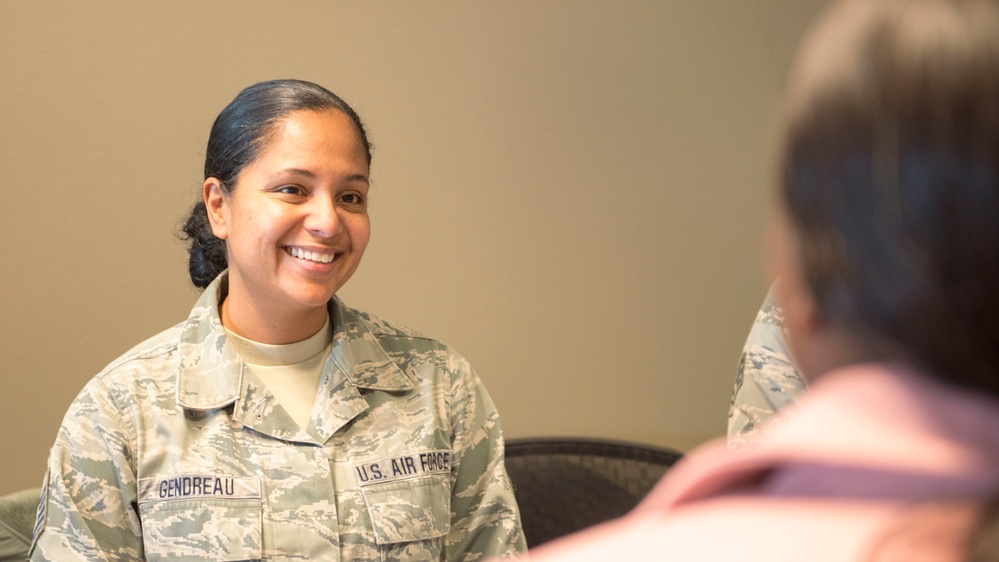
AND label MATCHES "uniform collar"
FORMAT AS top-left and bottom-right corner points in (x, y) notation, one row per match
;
(176, 274), (242, 411)
(176, 273), (415, 417)
(327, 297), (415, 392)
